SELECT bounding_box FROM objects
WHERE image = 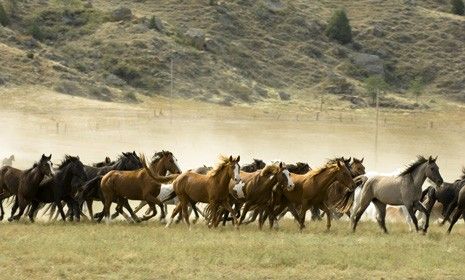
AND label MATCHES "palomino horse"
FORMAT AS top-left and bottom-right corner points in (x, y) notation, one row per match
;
(9, 154), (54, 222)
(351, 156), (443, 234)
(232, 162), (294, 229)
(99, 154), (178, 223)
(167, 155), (241, 229)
